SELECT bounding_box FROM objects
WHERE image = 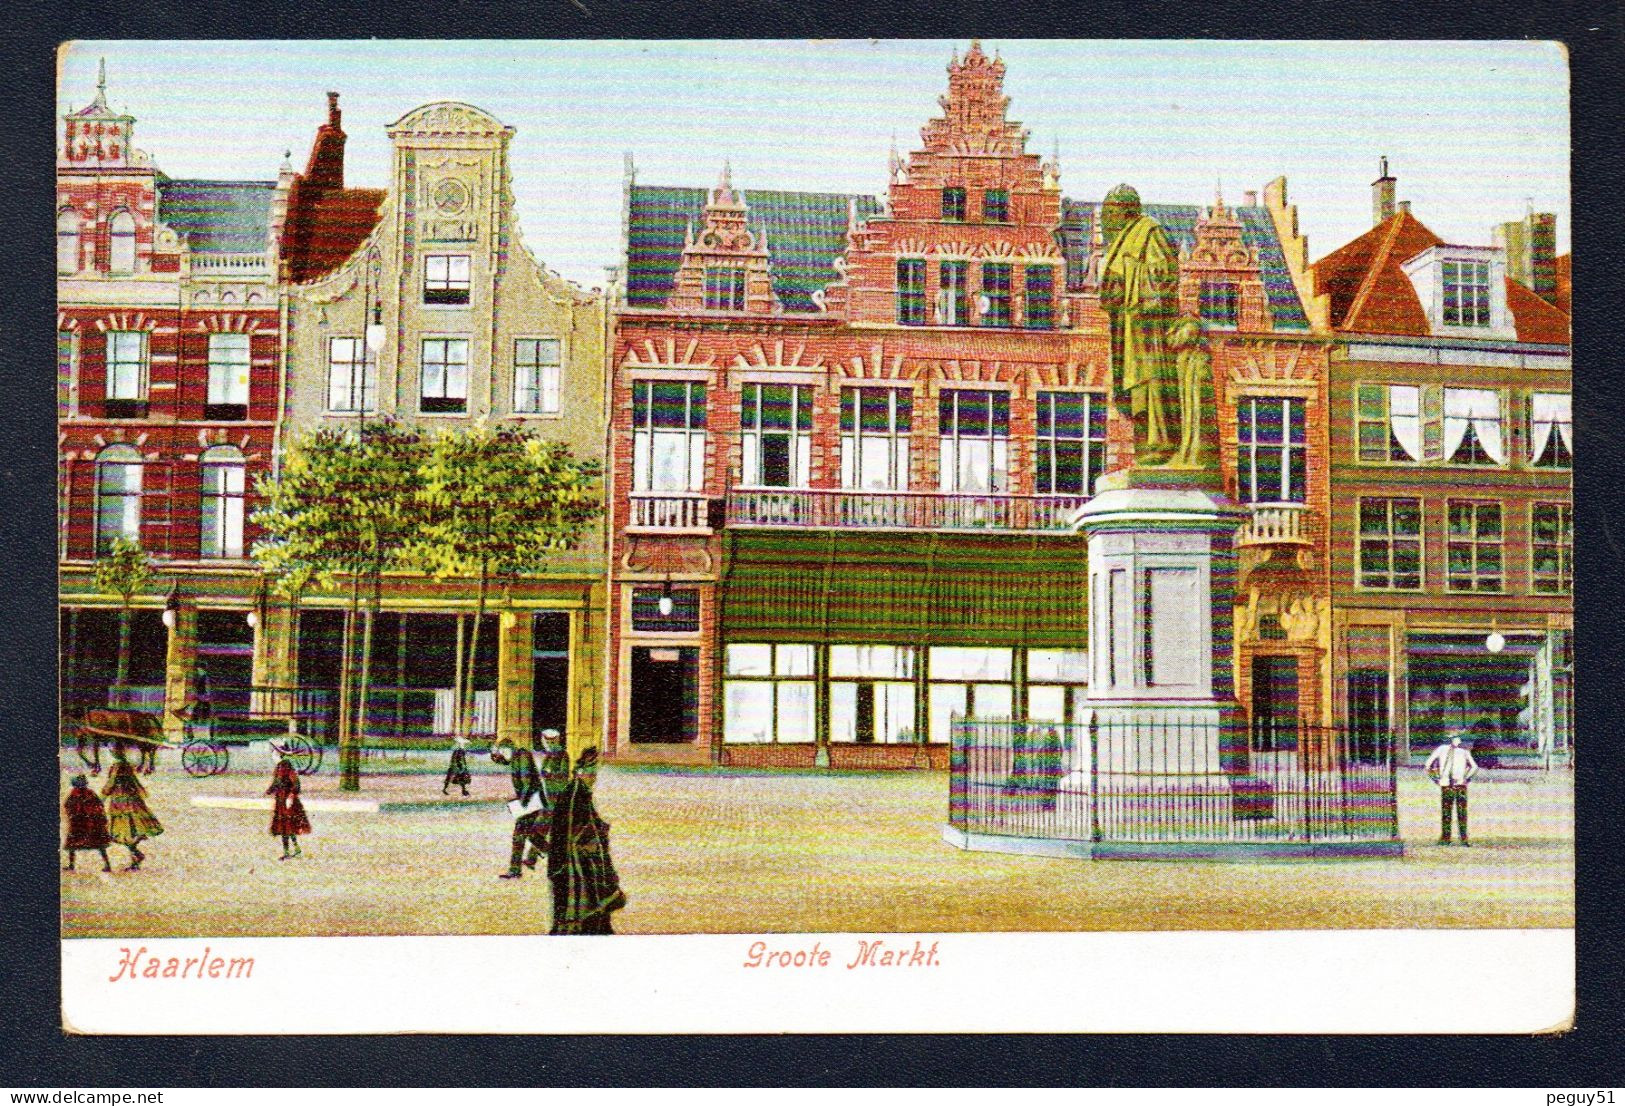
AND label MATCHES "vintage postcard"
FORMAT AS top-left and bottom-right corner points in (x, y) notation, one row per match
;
(55, 39), (1572, 1034)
